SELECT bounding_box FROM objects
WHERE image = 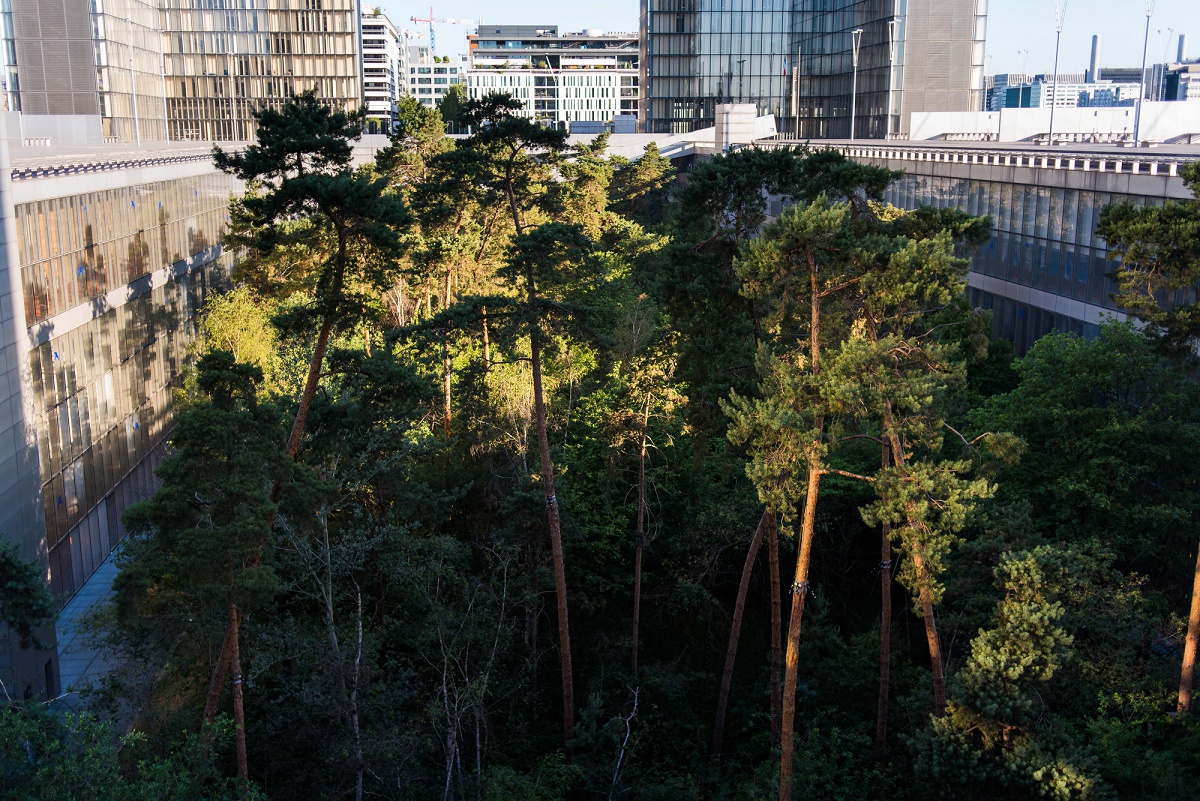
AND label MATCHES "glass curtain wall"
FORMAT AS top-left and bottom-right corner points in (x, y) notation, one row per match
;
(792, 0), (900, 139)
(879, 172), (1183, 354)
(15, 170), (239, 598)
(163, 0), (362, 142)
(643, 0), (791, 133)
